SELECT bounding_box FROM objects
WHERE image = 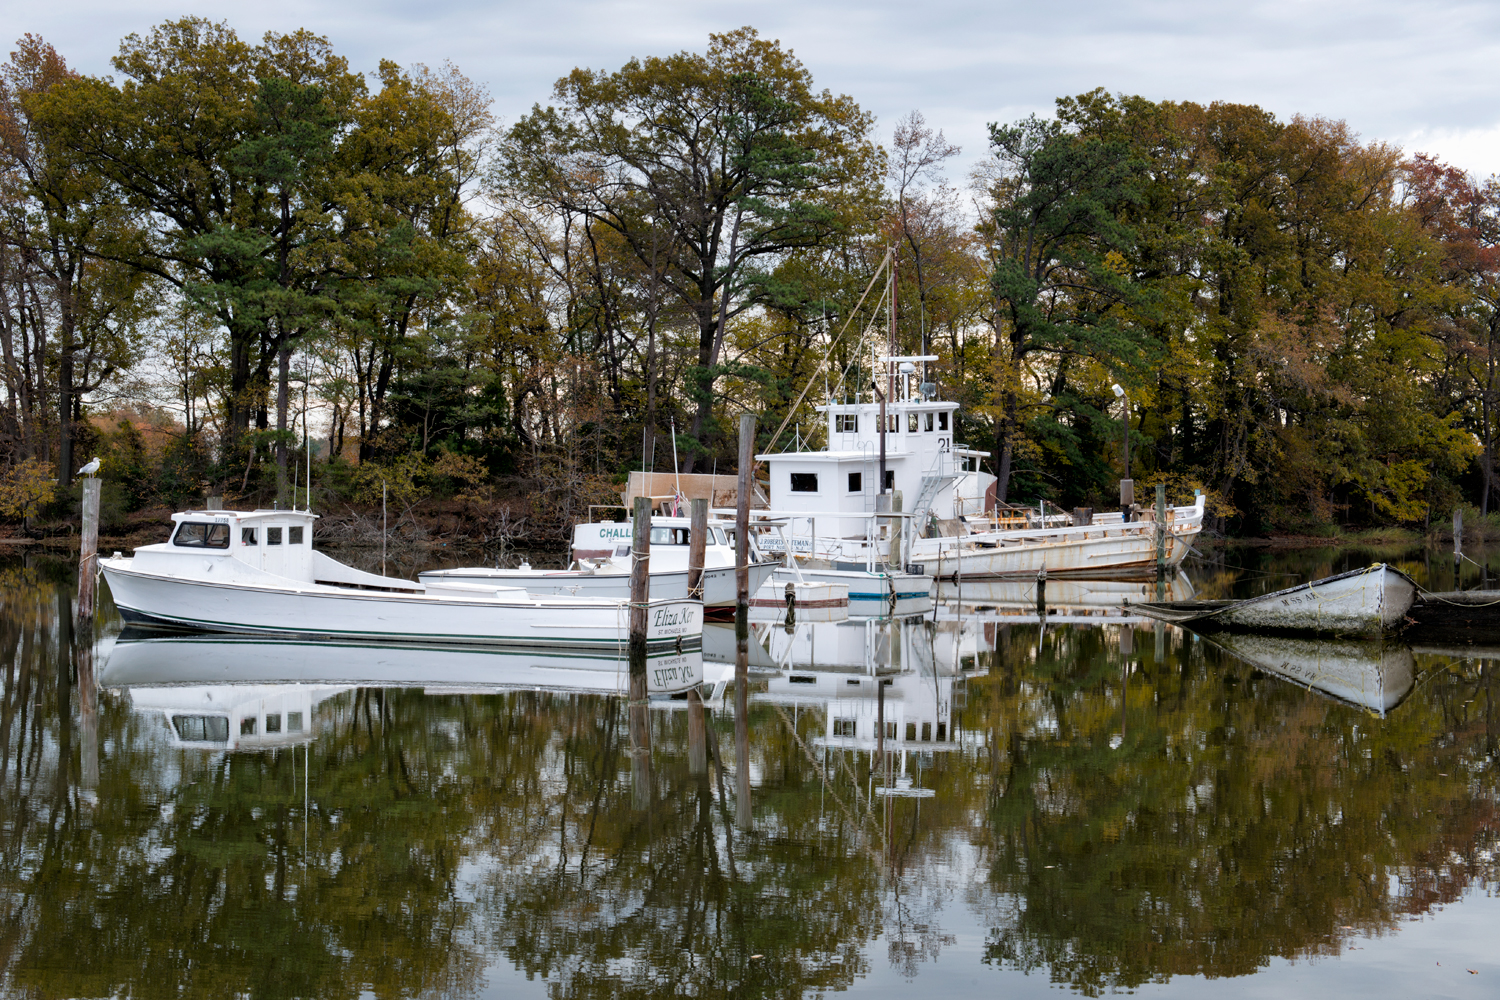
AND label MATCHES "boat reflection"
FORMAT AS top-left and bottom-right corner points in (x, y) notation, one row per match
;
(101, 627), (703, 698)
(1203, 631), (1417, 715)
(126, 682), (348, 750)
(937, 572), (1194, 614)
